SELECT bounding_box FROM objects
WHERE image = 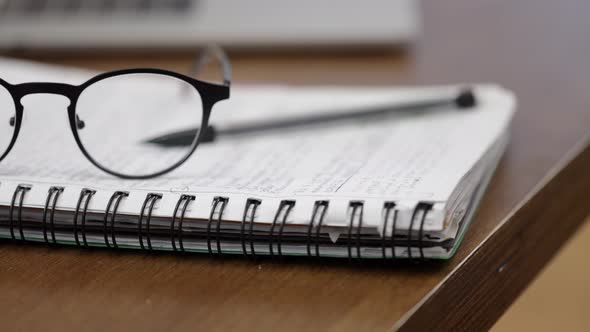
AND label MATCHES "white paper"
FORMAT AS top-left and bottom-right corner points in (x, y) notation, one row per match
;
(0, 57), (515, 234)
